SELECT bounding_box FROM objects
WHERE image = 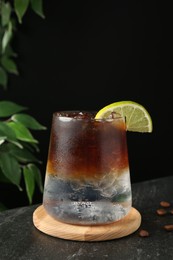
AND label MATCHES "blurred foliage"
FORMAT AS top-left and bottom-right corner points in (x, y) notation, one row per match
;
(0, 0), (45, 89)
(0, 0), (45, 210)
